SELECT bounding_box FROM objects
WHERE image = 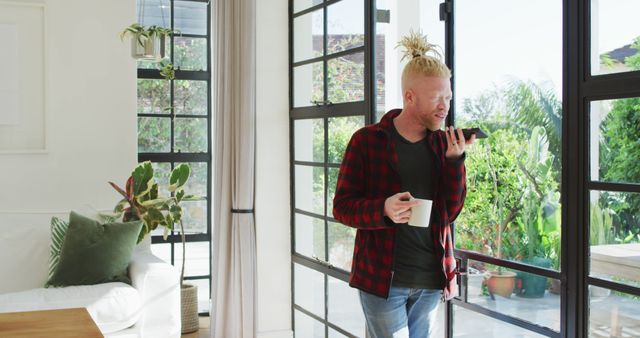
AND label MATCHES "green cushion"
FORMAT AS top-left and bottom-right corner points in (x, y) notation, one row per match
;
(48, 217), (69, 280)
(46, 211), (143, 287)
